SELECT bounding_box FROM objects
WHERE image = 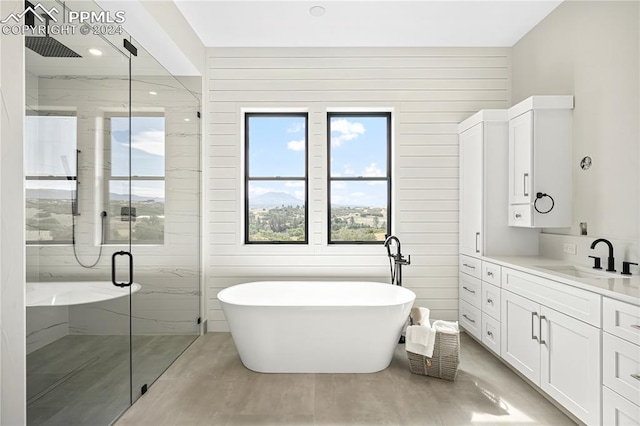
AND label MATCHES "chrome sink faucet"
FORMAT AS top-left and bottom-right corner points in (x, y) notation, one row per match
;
(590, 238), (615, 272)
